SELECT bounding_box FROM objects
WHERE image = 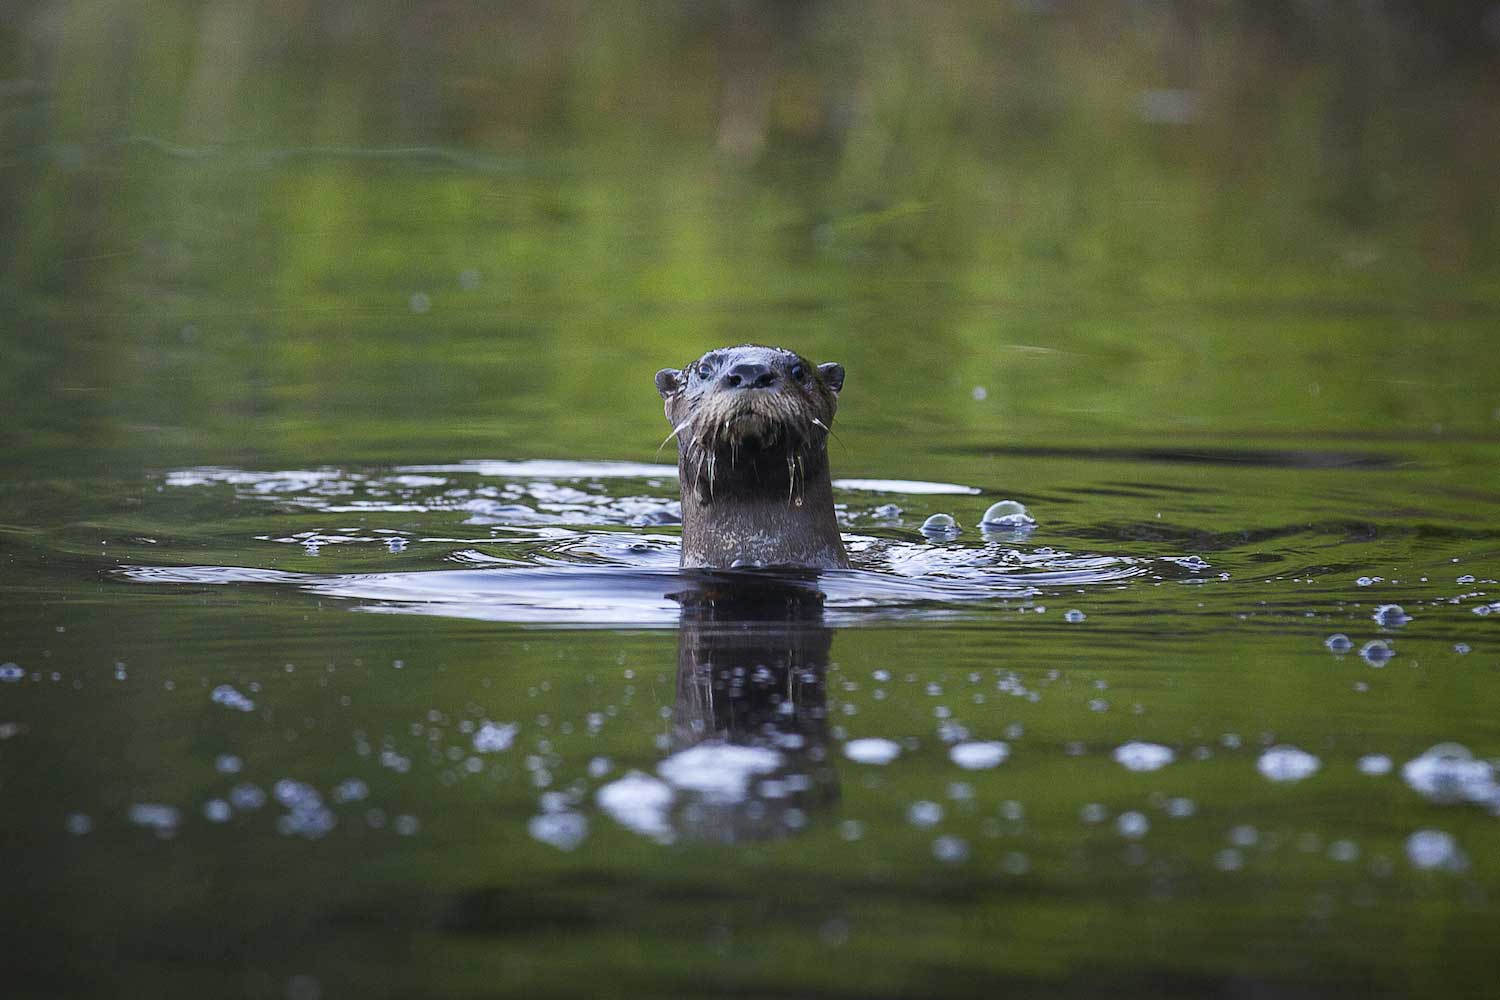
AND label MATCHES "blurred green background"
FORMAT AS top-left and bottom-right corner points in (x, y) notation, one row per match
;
(2, 0), (1498, 476)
